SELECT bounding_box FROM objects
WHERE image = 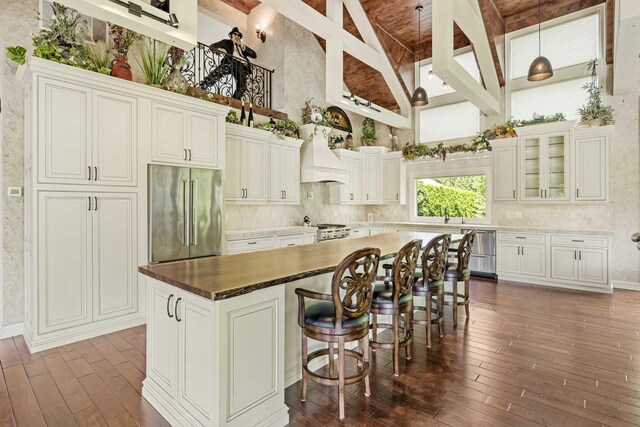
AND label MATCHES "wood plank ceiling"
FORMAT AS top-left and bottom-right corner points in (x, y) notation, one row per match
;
(214, 0), (614, 110)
